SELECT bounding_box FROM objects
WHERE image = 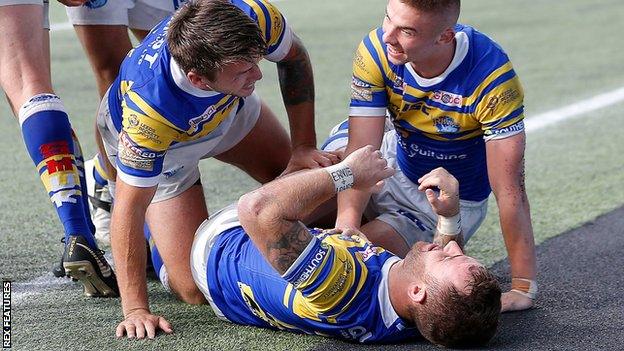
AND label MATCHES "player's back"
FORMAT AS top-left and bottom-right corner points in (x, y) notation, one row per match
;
(206, 227), (418, 343)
